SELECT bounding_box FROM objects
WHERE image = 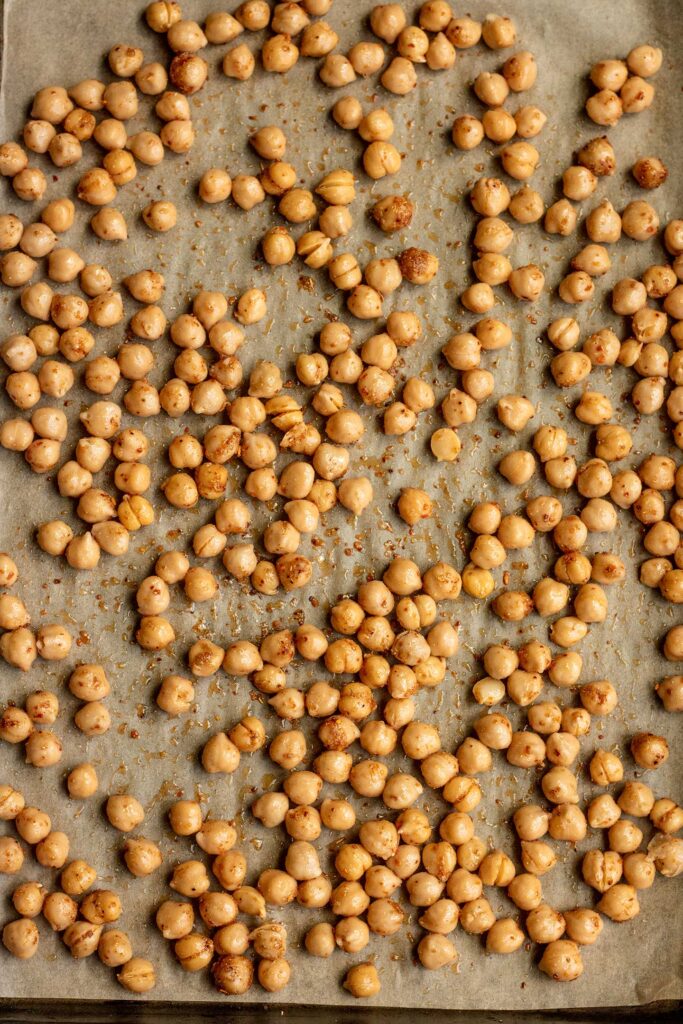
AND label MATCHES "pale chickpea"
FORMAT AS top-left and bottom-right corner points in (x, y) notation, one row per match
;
(621, 75), (655, 113)
(0, 141), (28, 176)
(117, 958), (156, 993)
(347, 40), (385, 77)
(586, 87), (623, 126)
(23, 120), (56, 153)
